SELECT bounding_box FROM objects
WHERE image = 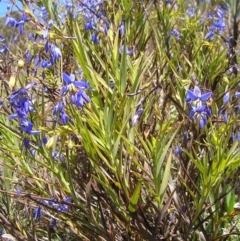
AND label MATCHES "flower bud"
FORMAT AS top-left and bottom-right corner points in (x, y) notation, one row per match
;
(18, 59), (24, 68)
